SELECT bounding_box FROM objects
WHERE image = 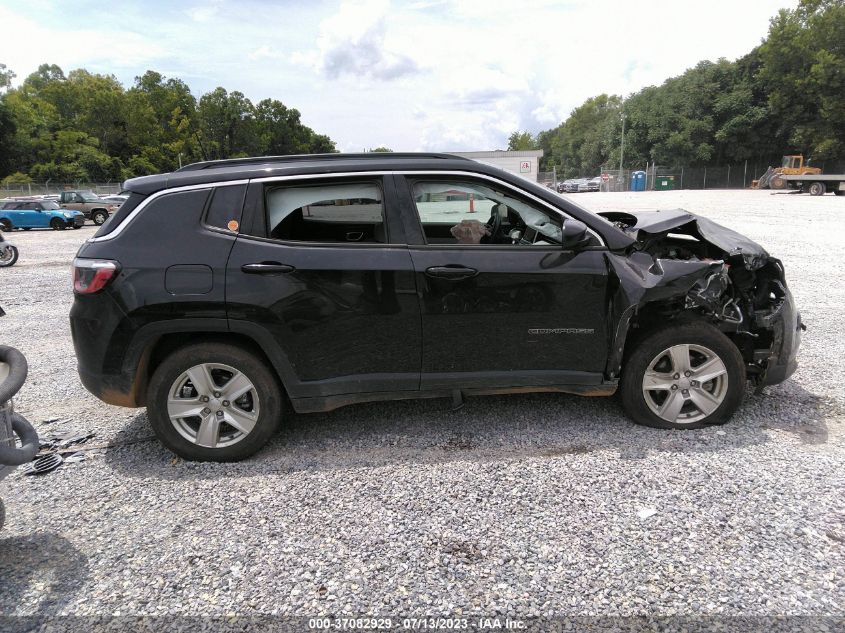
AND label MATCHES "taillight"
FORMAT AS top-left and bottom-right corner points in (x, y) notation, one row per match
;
(73, 258), (120, 294)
